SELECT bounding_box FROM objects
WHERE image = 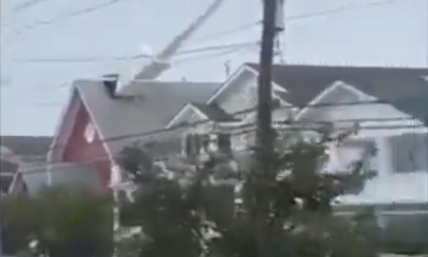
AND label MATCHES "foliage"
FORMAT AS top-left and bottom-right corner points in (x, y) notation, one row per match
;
(1, 194), (42, 255)
(1, 187), (113, 257)
(118, 130), (377, 257)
